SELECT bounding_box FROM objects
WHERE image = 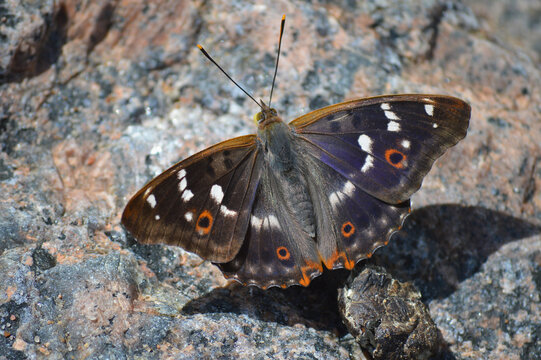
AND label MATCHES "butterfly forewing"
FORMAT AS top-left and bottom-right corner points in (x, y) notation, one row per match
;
(121, 135), (262, 263)
(292, 95), (470, 204)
